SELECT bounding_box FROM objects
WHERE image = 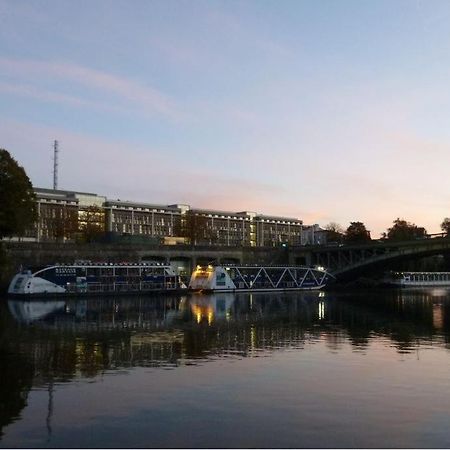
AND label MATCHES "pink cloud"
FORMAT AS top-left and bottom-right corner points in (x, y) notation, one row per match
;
(0, 120), (296, 218)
